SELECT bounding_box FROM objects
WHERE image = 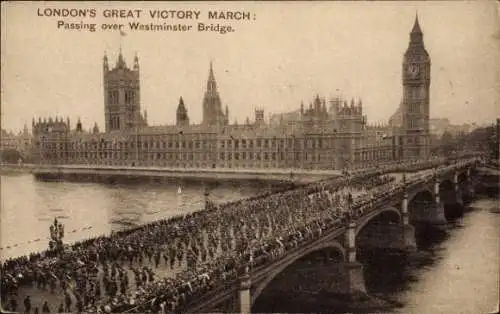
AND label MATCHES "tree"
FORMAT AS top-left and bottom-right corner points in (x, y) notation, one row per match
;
(459, 125), (498, 160)
(0, 149), (23, 164)
(440, 131), (455, 155)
